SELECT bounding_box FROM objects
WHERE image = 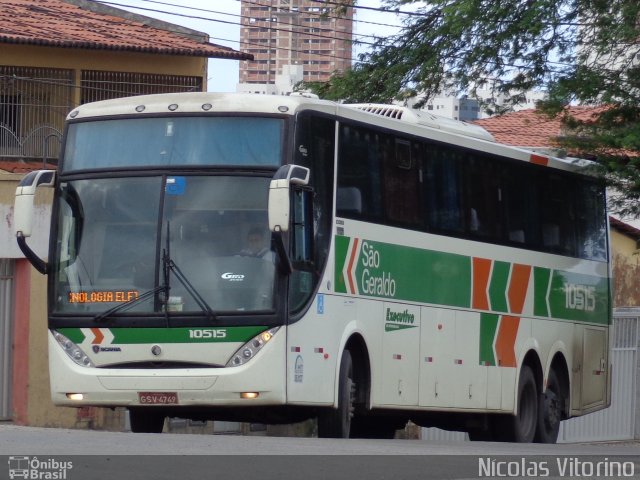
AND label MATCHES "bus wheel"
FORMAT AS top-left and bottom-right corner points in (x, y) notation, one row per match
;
(499, 365), (538, 442)
(535, 369), (562, 443)
(317, 349), (355, 438)
(129, 408), (165, 433)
